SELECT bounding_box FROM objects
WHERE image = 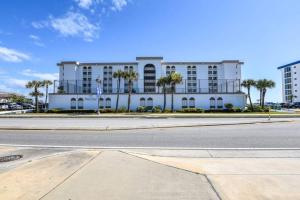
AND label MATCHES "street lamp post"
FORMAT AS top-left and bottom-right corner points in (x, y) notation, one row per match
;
(96, 77), (102, 115)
